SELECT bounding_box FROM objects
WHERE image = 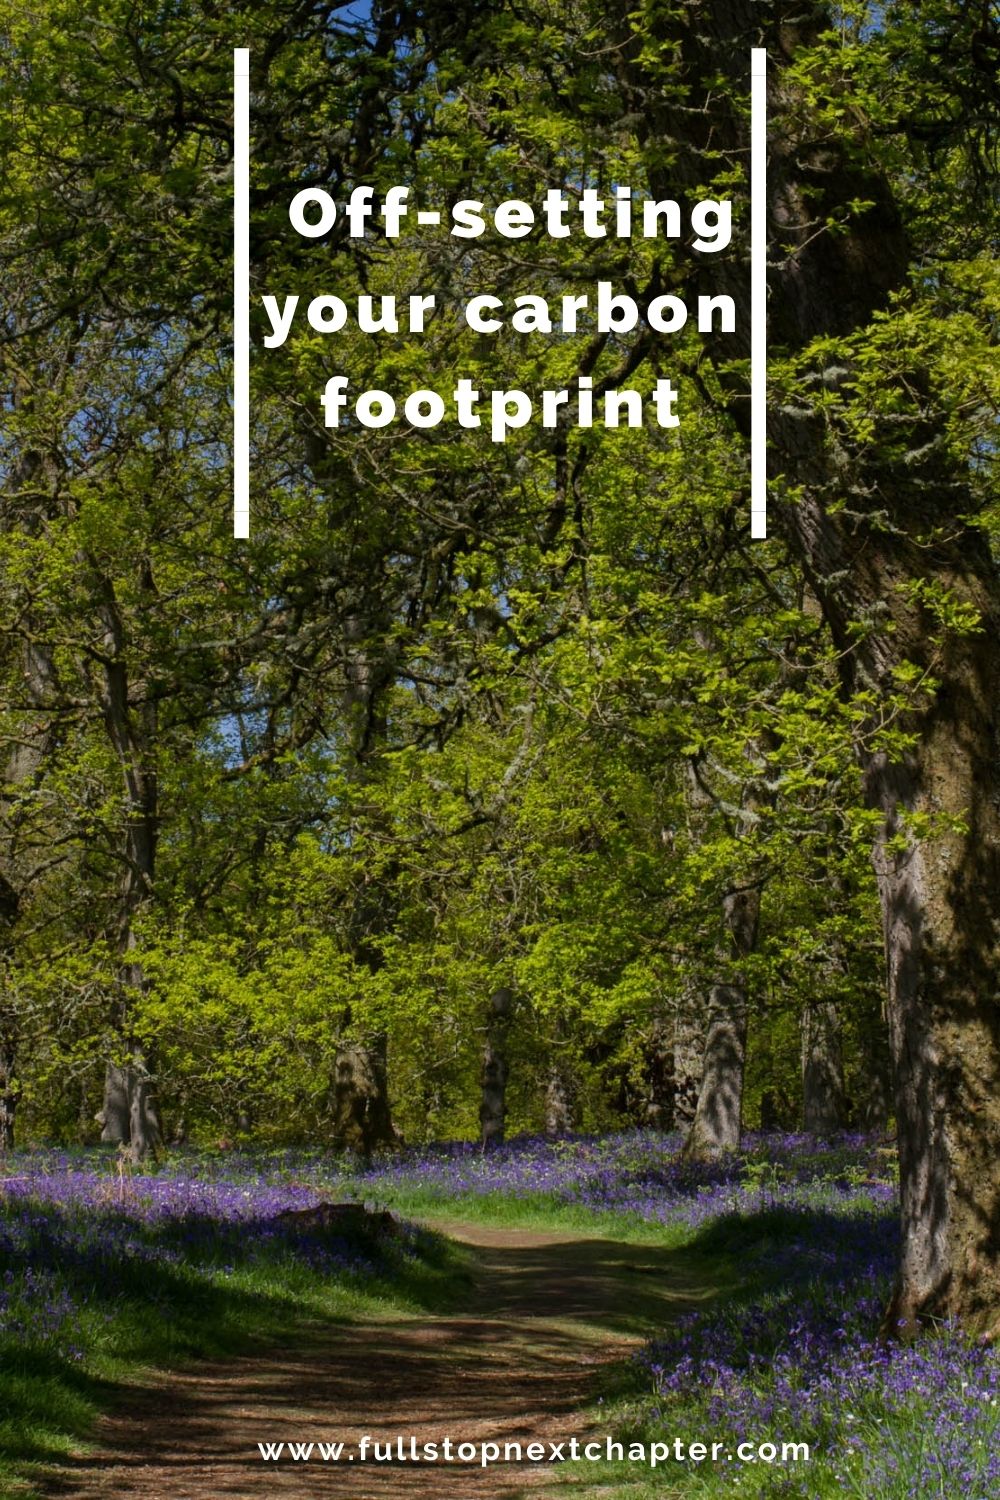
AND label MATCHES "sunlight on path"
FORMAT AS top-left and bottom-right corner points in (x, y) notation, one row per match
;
(43, 1223), (711, 1499)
